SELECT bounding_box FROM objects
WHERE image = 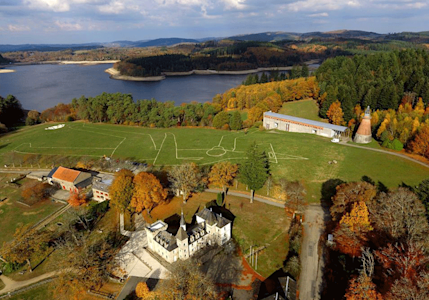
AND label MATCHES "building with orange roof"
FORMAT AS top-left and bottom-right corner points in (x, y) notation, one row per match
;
(49, 166), (92, 193)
